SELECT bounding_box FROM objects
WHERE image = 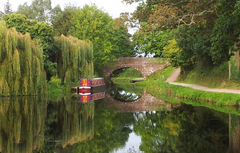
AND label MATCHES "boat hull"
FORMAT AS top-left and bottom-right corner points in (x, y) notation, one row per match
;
(79, 87), (91, 94)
